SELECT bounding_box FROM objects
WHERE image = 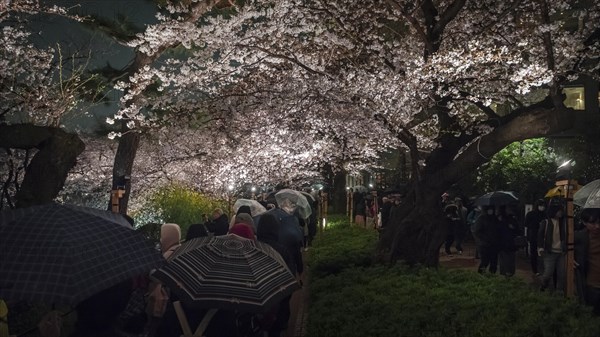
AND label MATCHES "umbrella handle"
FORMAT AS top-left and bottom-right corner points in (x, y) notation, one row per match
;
(173, 301), (217, 337)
